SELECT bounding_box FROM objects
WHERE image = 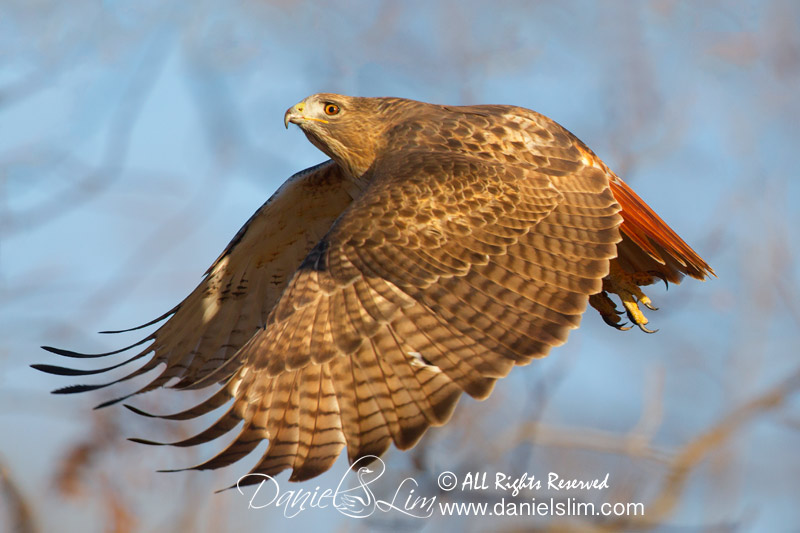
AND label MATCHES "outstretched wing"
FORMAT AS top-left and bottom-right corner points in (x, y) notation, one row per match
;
(130, 149), (623, 483)
(36, 160), (355, 406)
